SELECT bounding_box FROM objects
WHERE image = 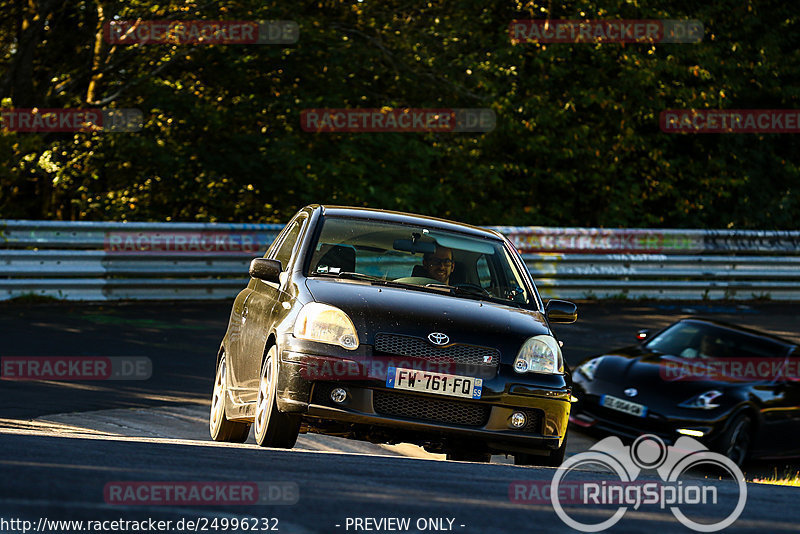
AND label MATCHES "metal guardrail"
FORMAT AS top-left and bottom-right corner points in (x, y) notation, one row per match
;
(0, 221), (282, 300)
(2, 220), (799, 301)
(499, 227), (800, 300)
